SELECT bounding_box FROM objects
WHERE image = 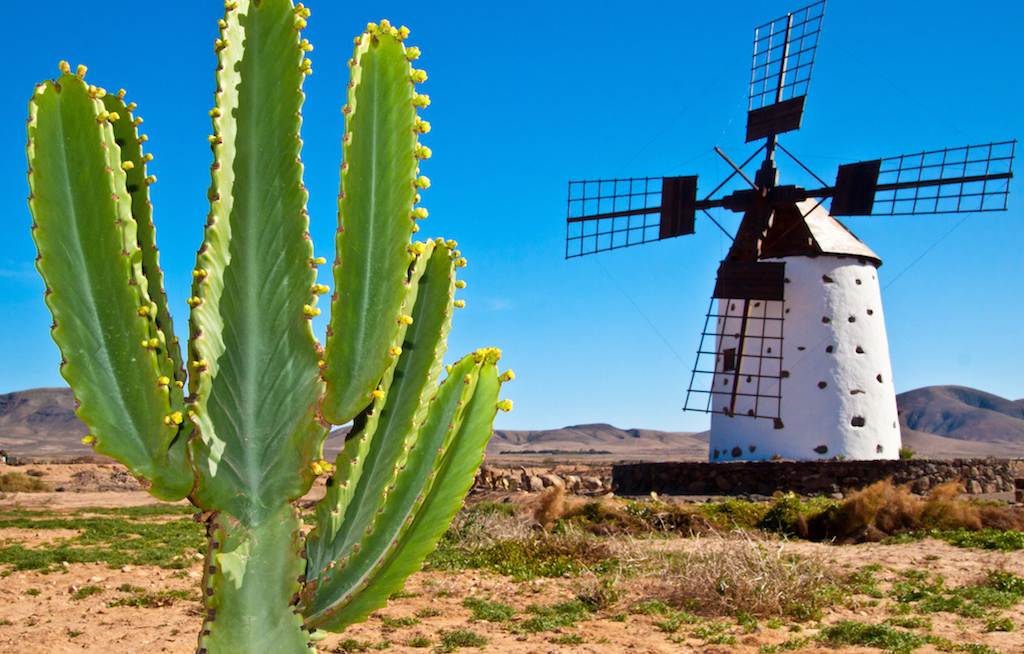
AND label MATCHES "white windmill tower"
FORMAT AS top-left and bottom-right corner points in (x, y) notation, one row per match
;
(564, 0), (1015, 462)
